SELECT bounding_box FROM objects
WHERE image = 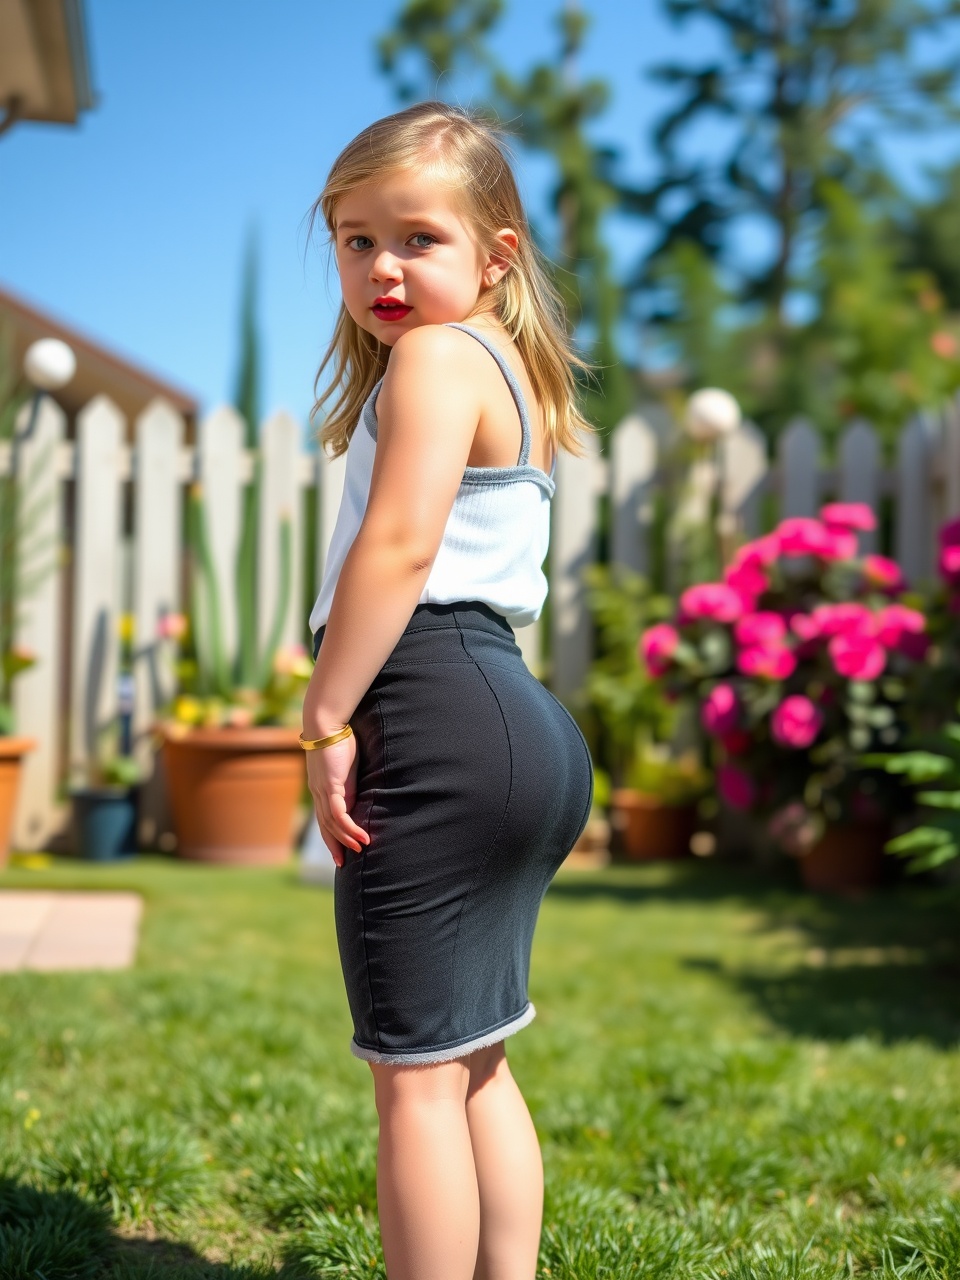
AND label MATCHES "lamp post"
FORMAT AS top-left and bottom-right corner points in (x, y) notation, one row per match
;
(15, 338), (76, 477)
(669, 387), (743, 589)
